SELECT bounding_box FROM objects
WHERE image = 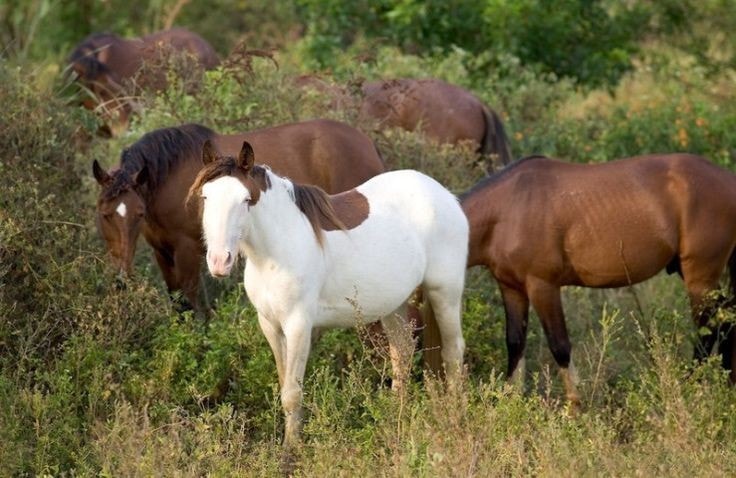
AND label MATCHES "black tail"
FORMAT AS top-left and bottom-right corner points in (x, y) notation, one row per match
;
(479, 106), (513, 166)
(724, 251), (736, 380)
(373, 141), (387, 171)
